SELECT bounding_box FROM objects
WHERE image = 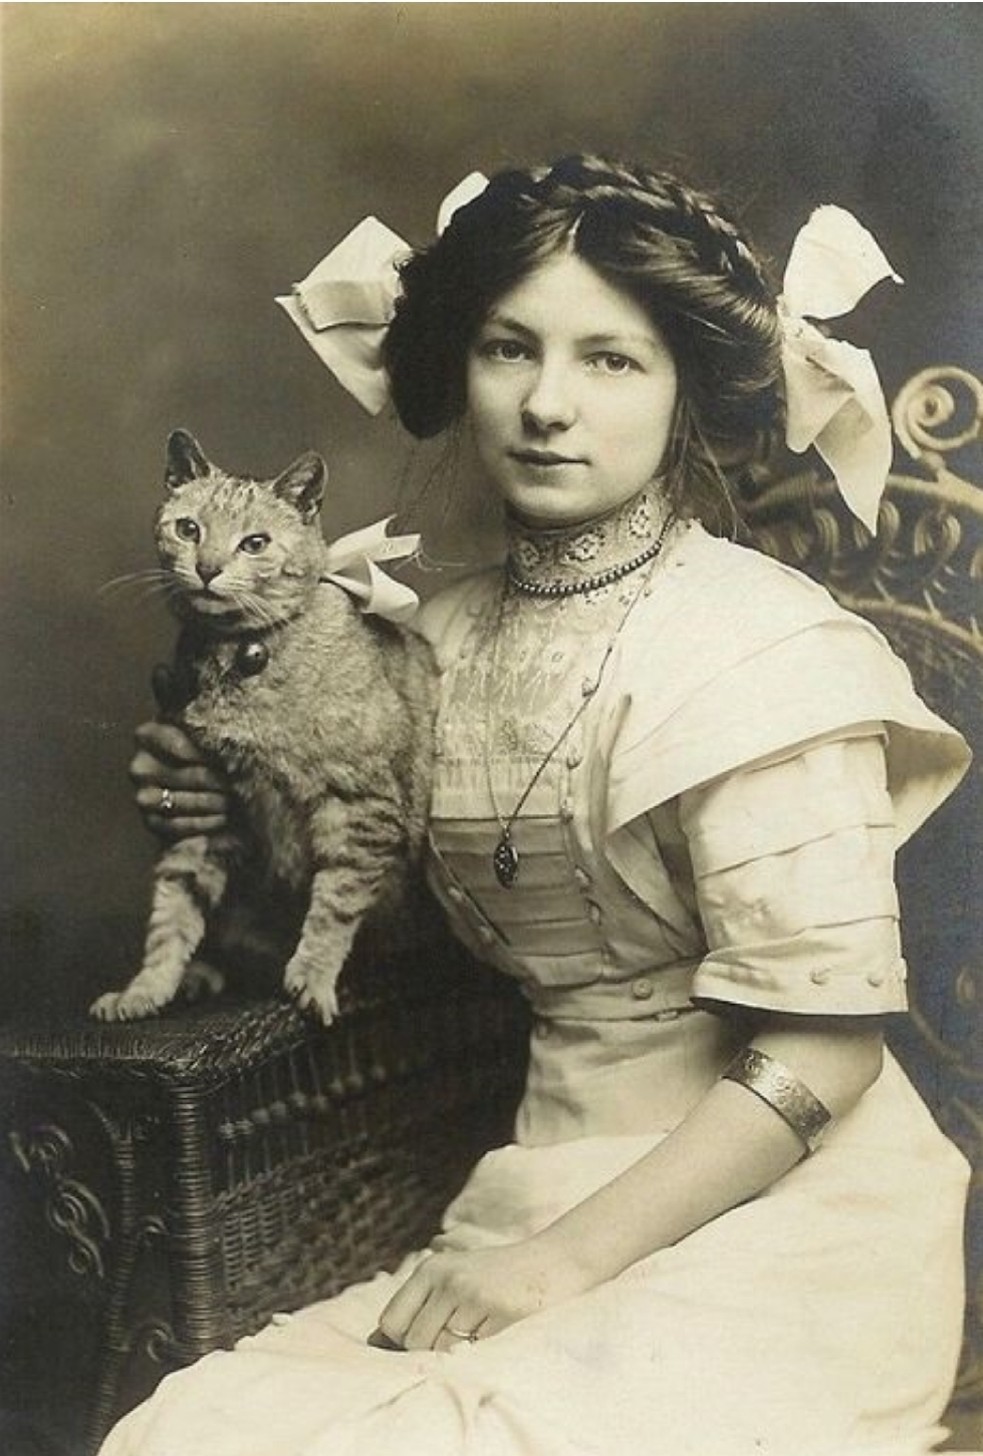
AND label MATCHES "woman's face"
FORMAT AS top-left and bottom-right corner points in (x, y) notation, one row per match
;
(466, 252), (678, 528)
